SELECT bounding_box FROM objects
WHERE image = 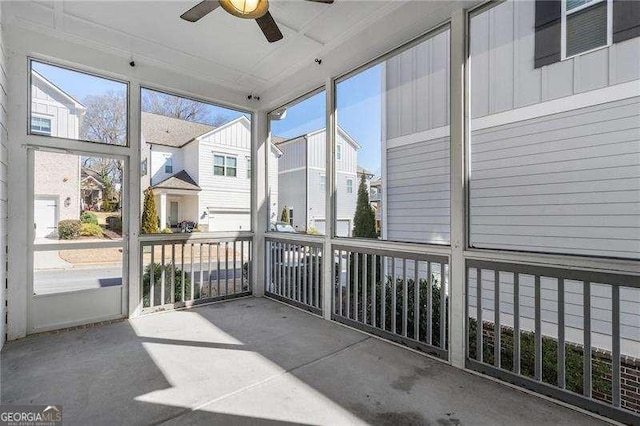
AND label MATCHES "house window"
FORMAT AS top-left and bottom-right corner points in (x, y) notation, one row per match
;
(141, 158), (148, 176)
(320, 174), (326, 192)
(562, 0), (611, 59)
(30, 116), (51, 135)
(336, 144), (343, 161)
(164, 156), (173, 174)
(247, 157), (251, 179)
(288, 207), (294, 225)
(214, 154), (237, 177)
(346, 178), (353, 194)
